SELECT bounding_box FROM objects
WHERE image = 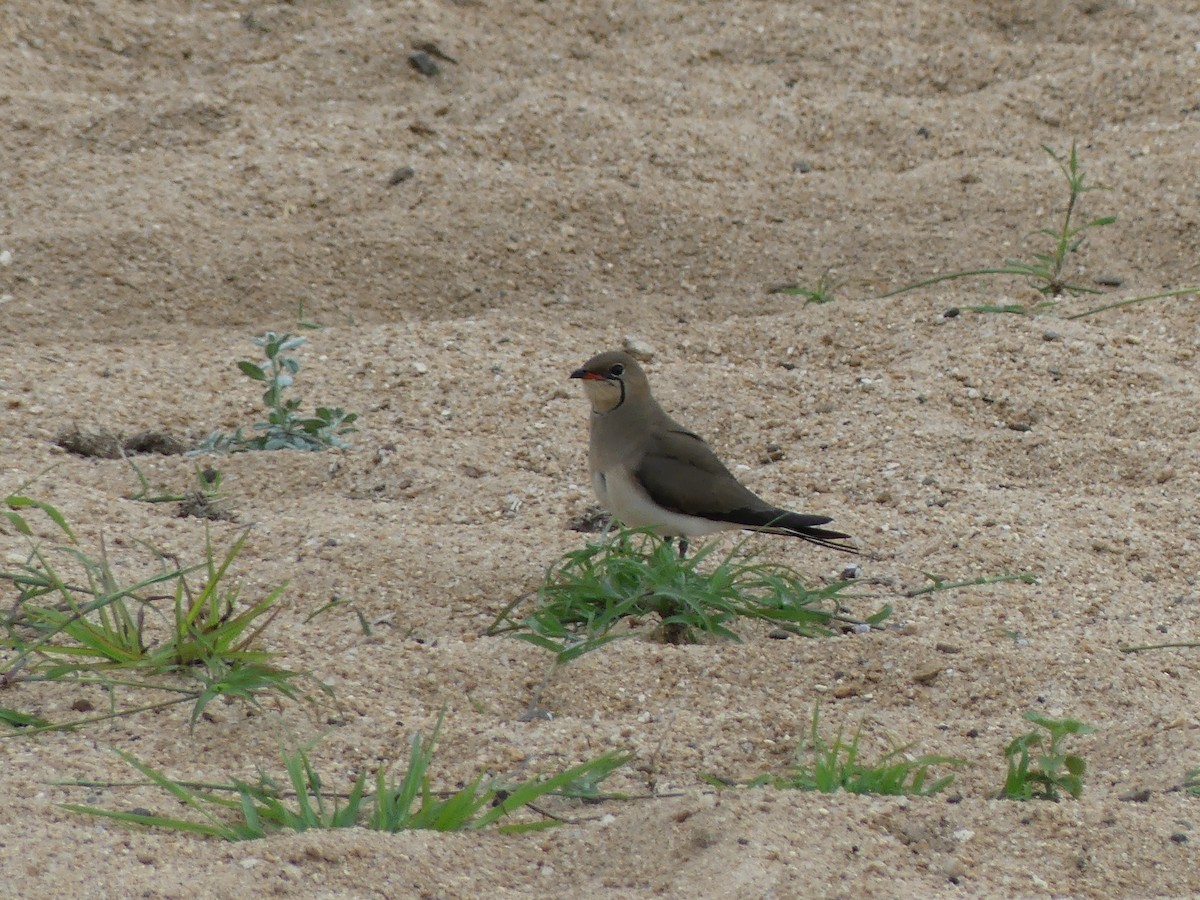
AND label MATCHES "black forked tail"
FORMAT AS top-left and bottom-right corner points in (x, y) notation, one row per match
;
(718, 508), (857, 553)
